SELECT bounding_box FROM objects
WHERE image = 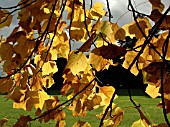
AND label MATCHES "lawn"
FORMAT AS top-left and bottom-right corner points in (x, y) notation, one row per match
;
(0, 89), (170, 127)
